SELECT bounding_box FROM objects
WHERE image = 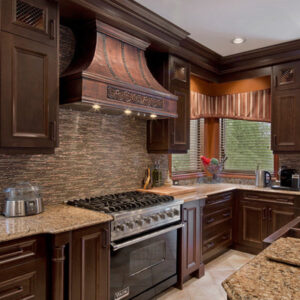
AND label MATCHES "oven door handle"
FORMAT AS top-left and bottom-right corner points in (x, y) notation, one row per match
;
(111, 223), (184, 251)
